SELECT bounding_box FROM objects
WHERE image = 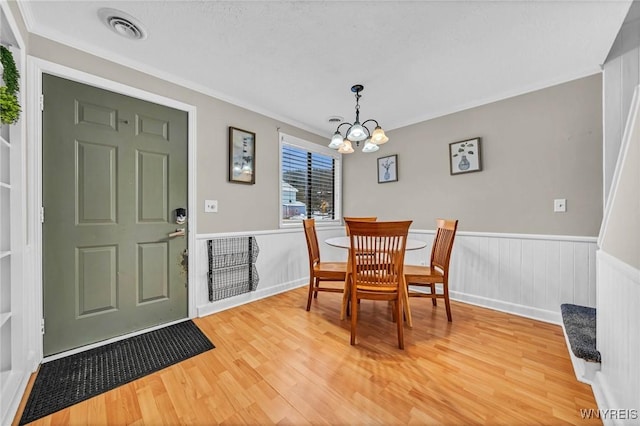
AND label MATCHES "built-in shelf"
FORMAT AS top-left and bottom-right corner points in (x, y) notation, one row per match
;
(1, 4), (26, 424)
(0, 371), (10, 392)
(0, 313), (10, 328)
